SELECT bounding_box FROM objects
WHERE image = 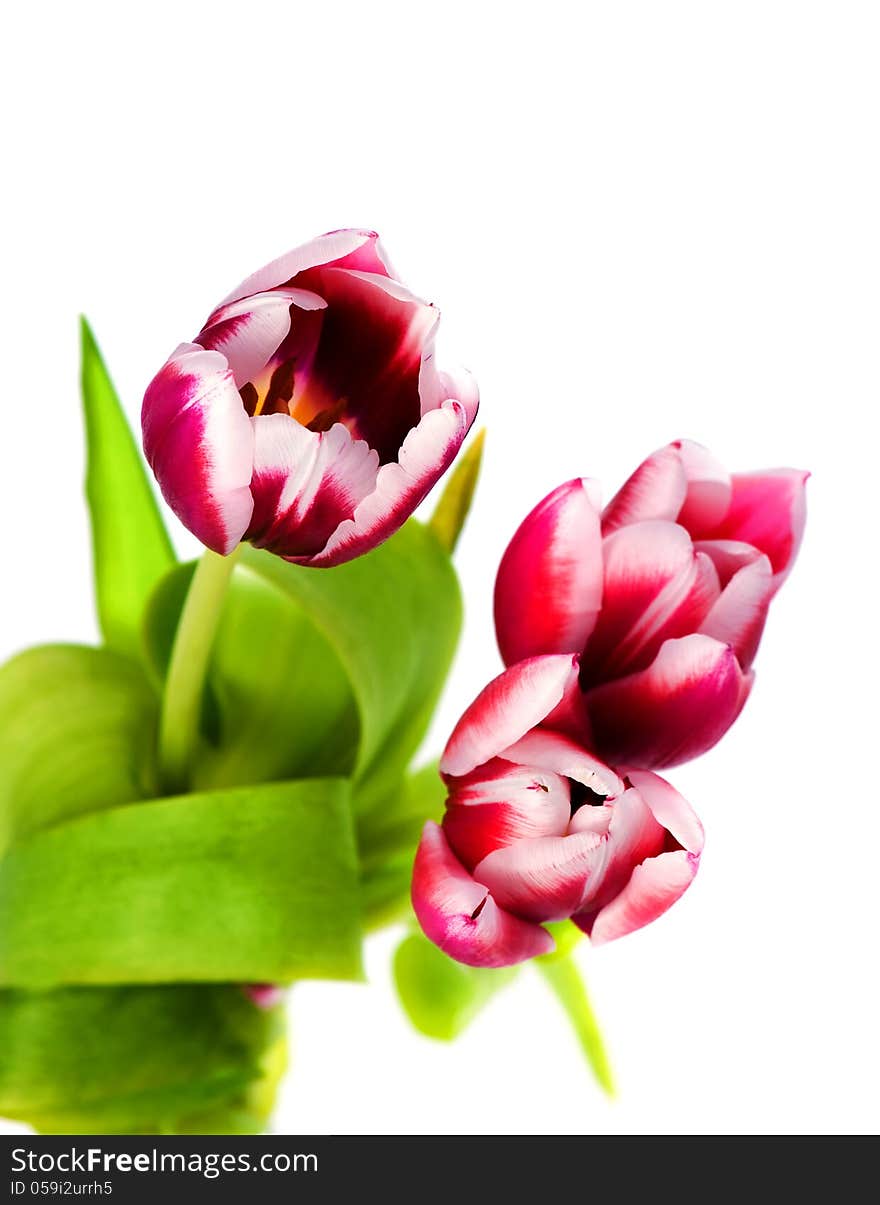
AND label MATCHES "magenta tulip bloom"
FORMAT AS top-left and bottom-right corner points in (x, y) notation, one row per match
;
(412, 655), (704, 967)
(142, 229), (478, 565)
(494, 441), (808, 770)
